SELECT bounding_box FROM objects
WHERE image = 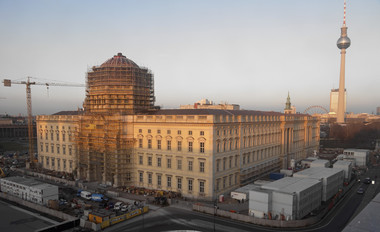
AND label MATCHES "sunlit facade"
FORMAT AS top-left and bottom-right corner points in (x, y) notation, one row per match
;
(36, 53), (320, 200)
(36, 113), (78, 174)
